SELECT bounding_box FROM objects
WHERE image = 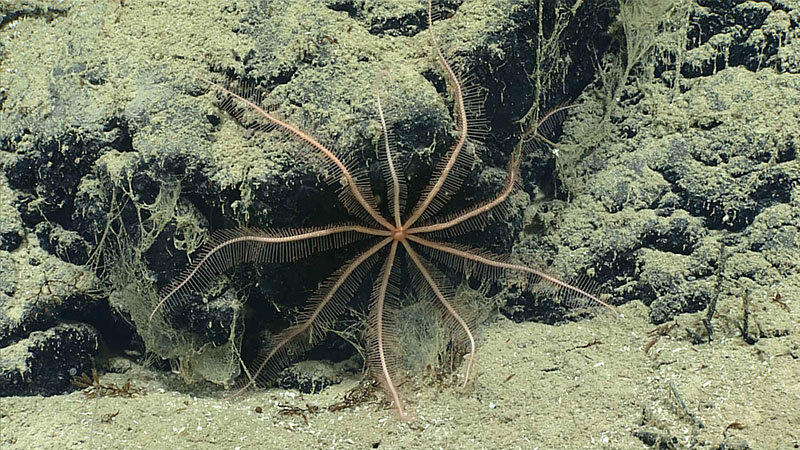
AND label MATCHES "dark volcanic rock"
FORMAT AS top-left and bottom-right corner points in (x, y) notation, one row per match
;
(0, 323), (99, 396)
